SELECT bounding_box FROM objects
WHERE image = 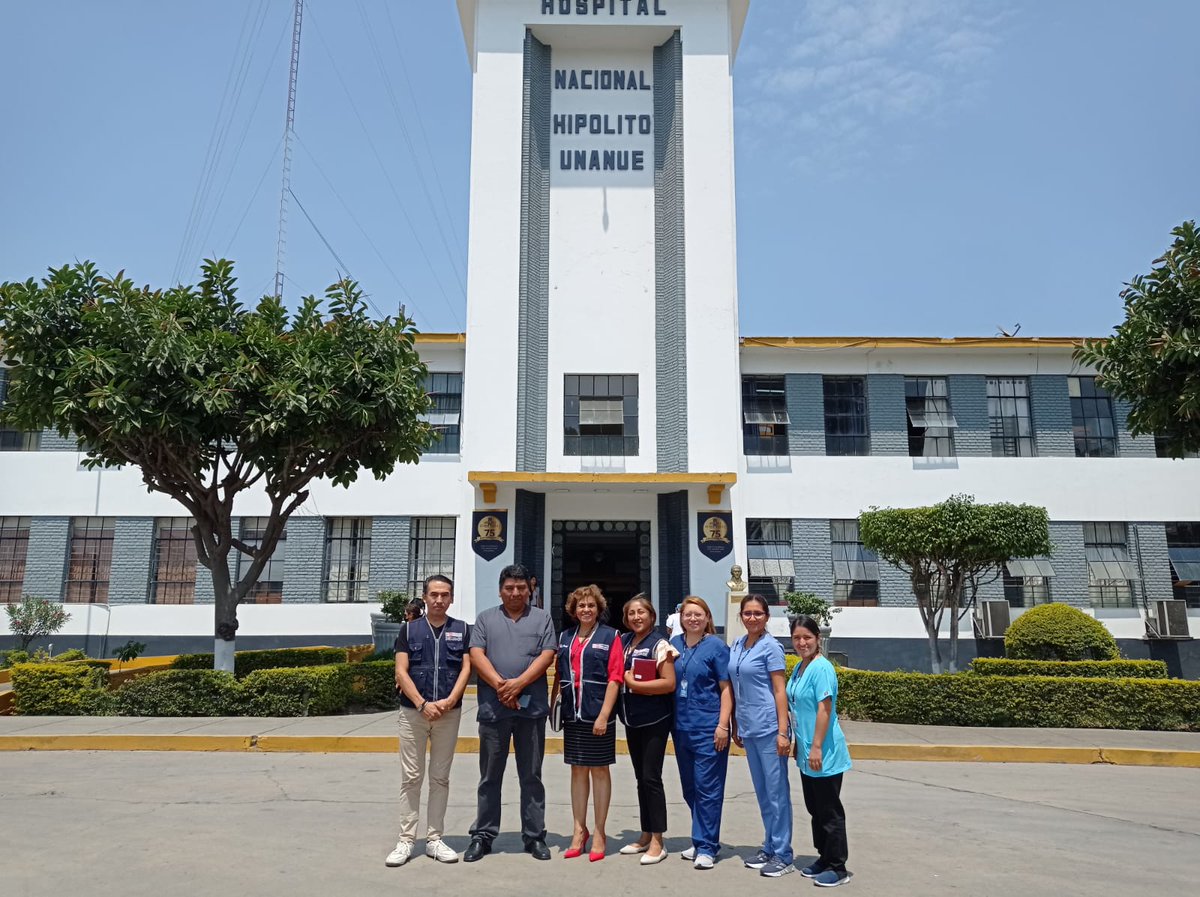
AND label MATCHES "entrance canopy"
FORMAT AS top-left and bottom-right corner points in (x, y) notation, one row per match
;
(468, 470), (736, 504)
